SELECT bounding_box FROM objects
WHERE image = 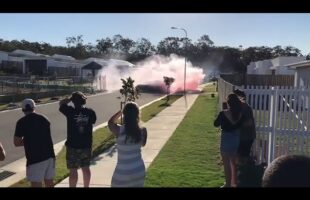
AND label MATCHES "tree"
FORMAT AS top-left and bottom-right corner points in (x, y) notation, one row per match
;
(96, 37), (113, 56)
(163, 76), (175, 104)
(197, 34), (214, 47)
(272, 45), (302, 57)
(194, 35), (214, 62)
(283, 46), (302, 57)
(241, 46), (273, 66)
(66, 35), (84, 48)
(119, 77), (140, 103)
(65, 35), (90, 59)
(119, 77), (141, 124)
(130, 38), (156, 61)
(112, 34), (135, 56)
(157, 37), (182, 56)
